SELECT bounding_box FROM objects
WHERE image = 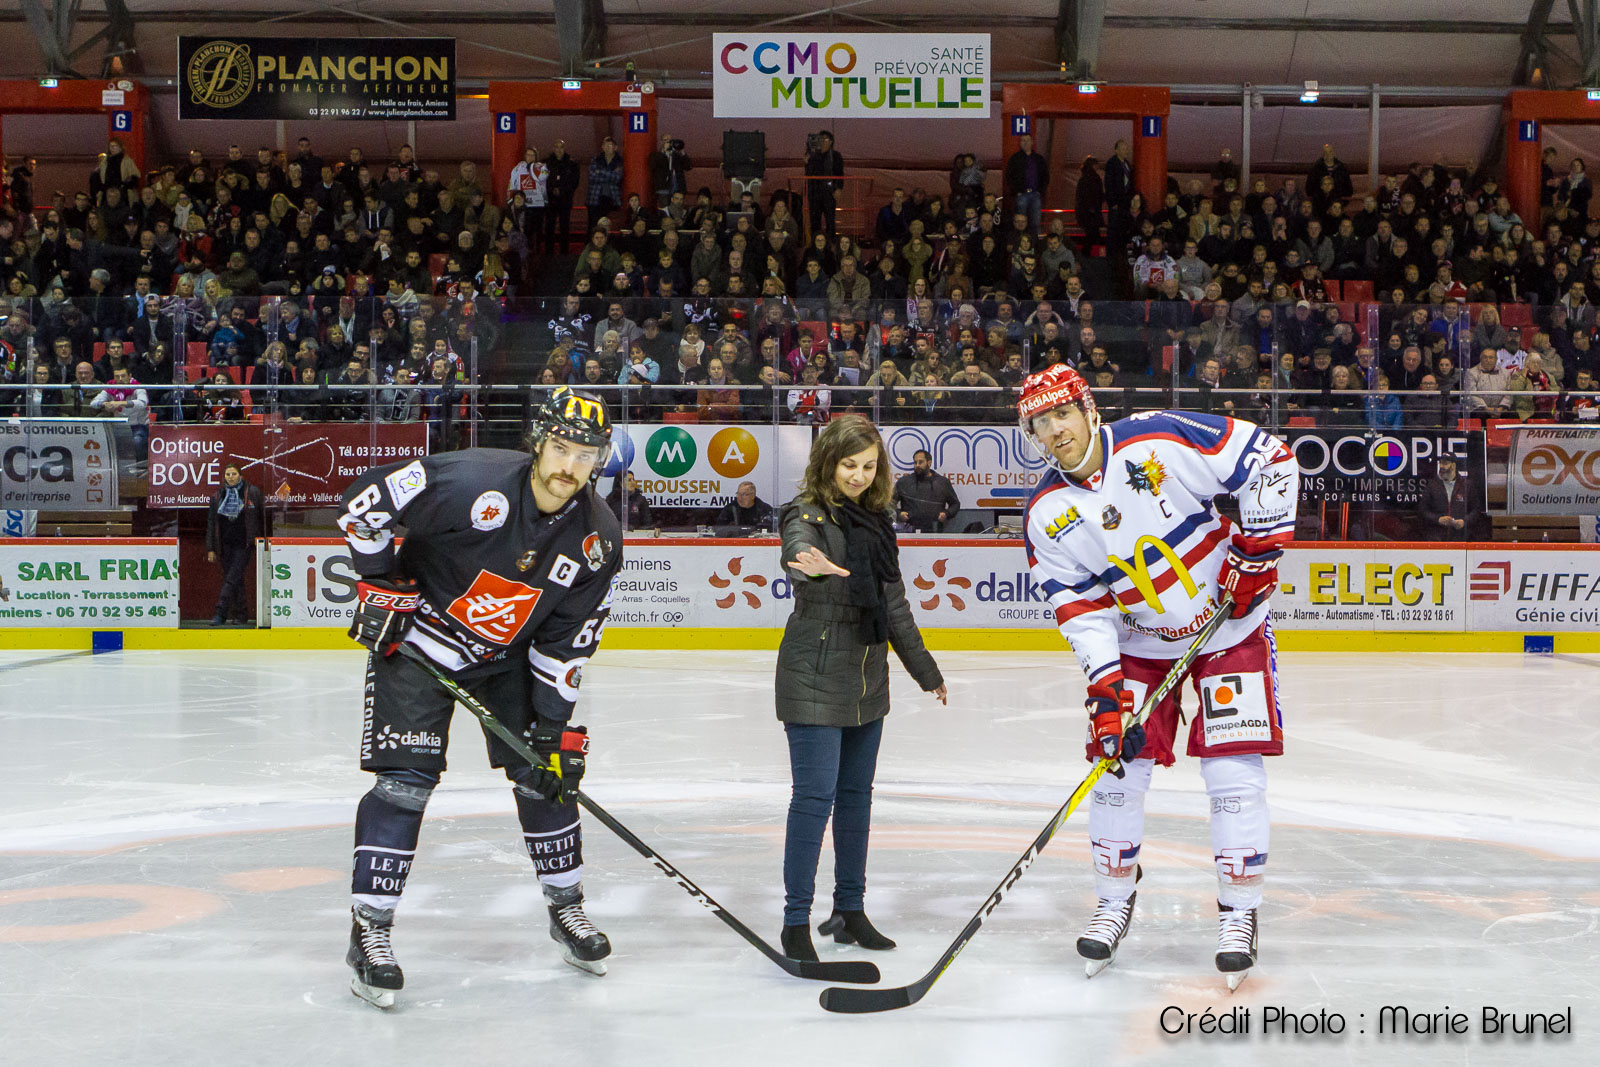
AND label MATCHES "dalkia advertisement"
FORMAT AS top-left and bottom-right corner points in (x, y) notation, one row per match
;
(0, 539), (179, 627)
(713, 34), (991, 119)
